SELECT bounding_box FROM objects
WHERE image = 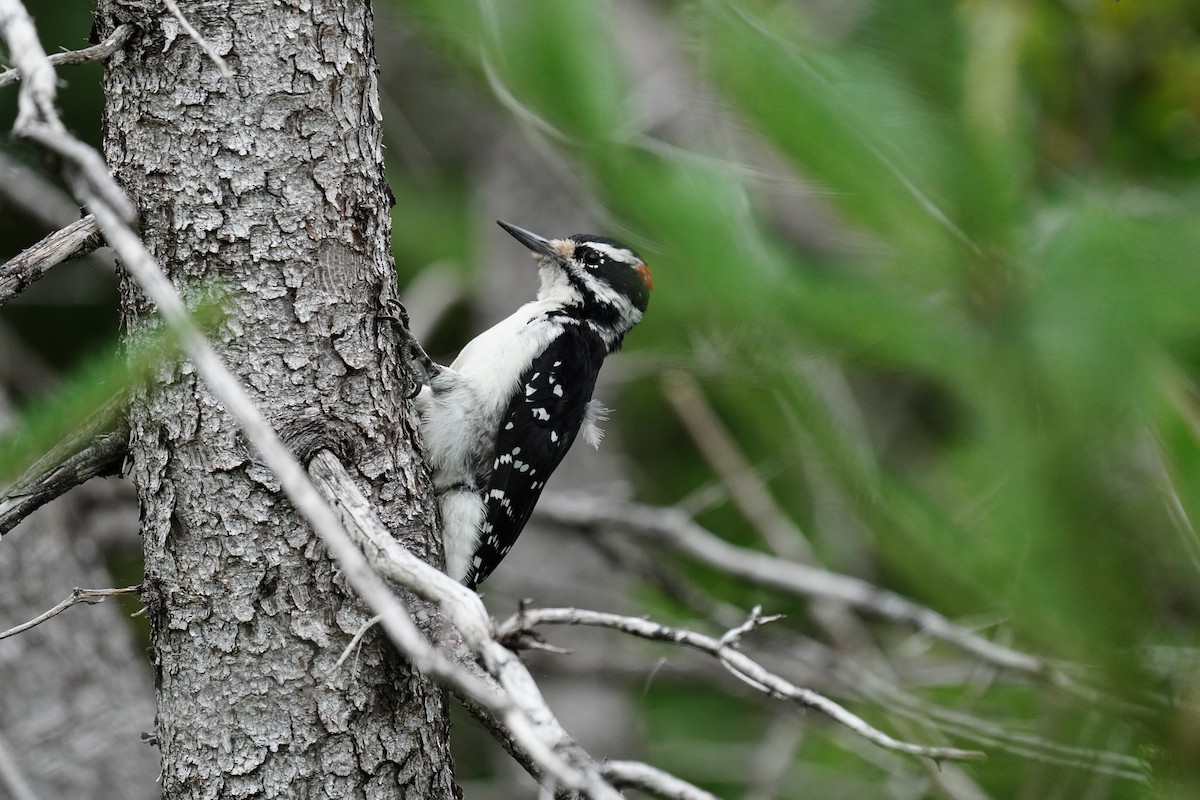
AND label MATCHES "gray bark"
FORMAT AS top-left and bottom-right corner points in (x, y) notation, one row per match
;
(96, 1), (454, 796)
